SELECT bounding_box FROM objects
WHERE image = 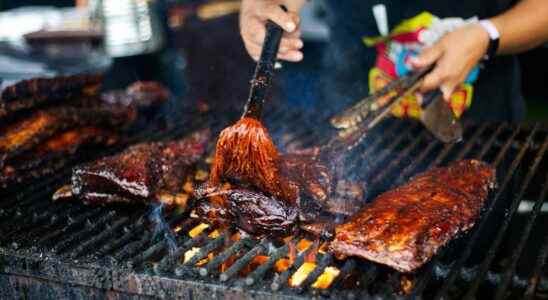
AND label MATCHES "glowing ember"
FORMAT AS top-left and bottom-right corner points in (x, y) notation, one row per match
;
(311, 266), (340, 289)
(318, 242), (328, 254)
(297, 239), (313, 252)
(208, 229), (221, 238)
(239, 255), (269, 276)
(231, 231), (241, 241)
(196, 253), (214, 267)
(189, 223), (210, 238)
(220, 255), (237, 273)
(183, 181), (194, 193)
(289, 262), (316, 287)
(173, 225), (183, 233)
(183, 247), (201, 263)
(195, 169), (209, 181)
(274, 258), (291, 273)
(400, 275), (414, 295)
